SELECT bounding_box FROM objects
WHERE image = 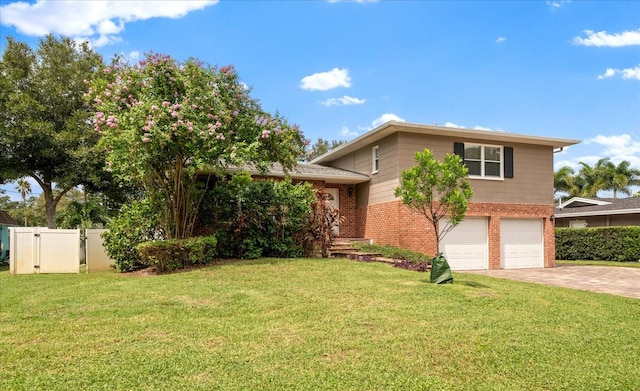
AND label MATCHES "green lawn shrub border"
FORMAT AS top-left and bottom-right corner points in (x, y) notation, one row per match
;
(555, 226), (640, 262)
(137, 235), (218, 273)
